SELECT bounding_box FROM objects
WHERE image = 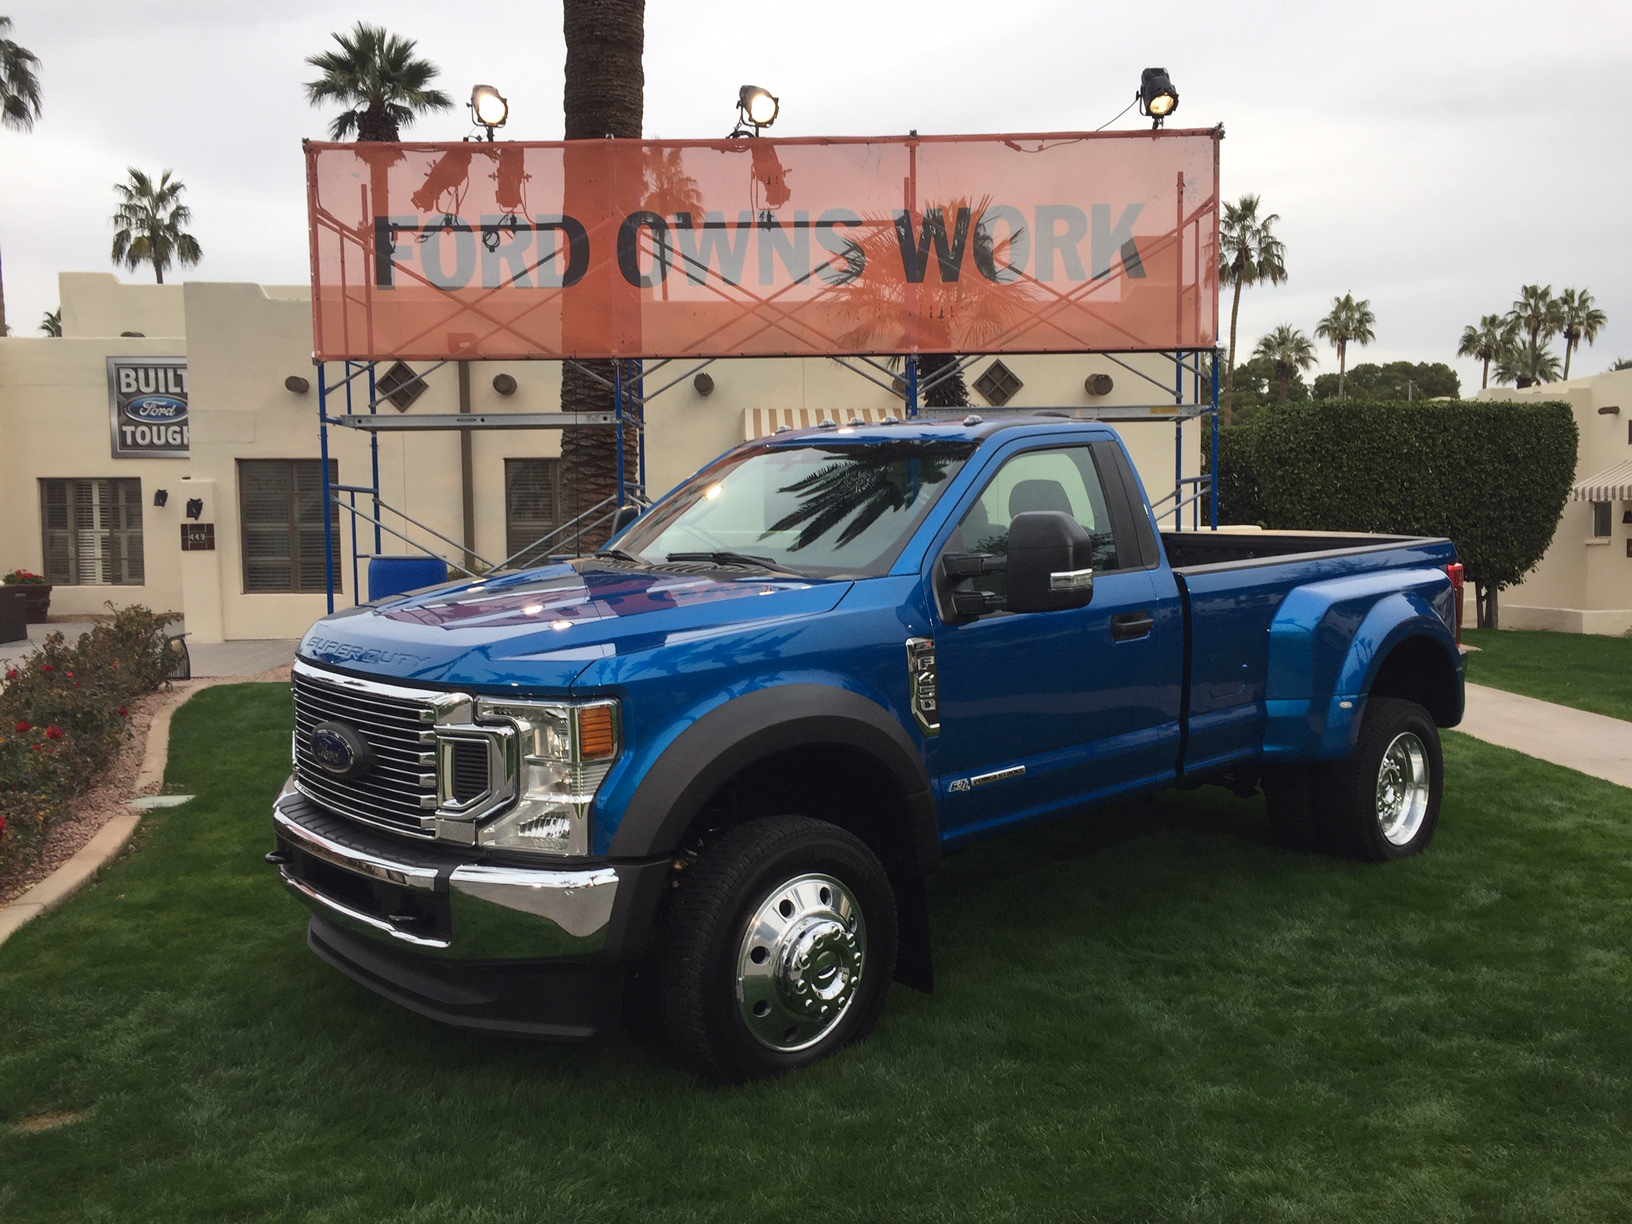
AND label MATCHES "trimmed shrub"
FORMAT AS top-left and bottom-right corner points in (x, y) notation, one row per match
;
(0, 606), (180, 879)
(1218, 400), (1577, 627)
(1216, 424), (1267, 525)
